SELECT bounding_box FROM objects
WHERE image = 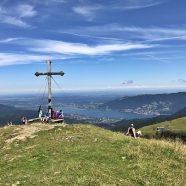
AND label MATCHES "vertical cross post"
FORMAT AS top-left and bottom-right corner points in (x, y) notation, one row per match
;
(47, 60), (52, 116)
